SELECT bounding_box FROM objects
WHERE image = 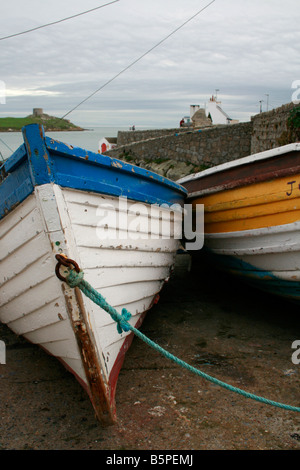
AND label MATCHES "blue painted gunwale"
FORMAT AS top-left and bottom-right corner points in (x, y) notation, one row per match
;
(0, 124), (187, 220)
